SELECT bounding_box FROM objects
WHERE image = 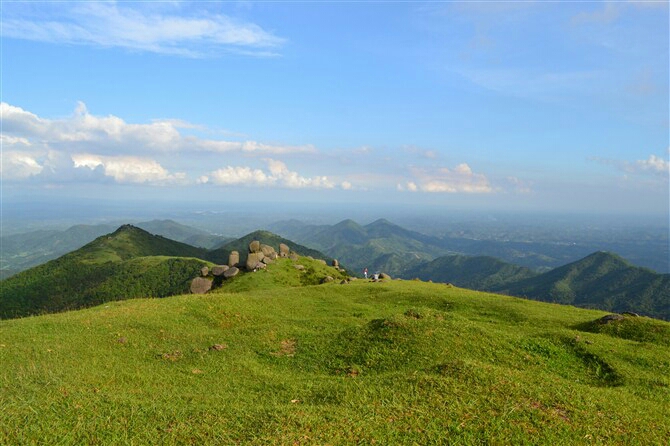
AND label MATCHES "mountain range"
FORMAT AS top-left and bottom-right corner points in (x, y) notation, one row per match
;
(2, 220), (668, 321)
